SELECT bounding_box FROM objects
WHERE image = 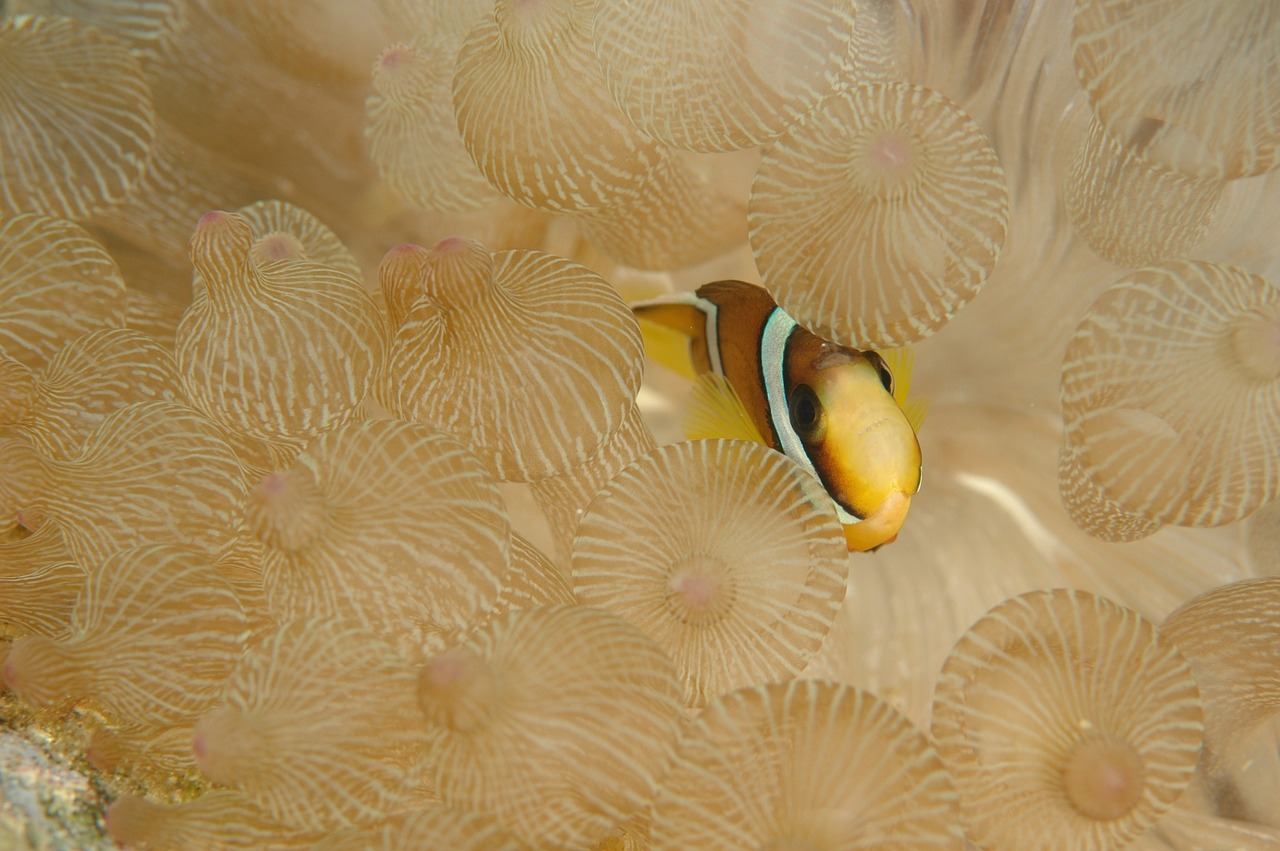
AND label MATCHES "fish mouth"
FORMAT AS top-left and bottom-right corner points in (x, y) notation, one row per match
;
(841, 490), (912, 551)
